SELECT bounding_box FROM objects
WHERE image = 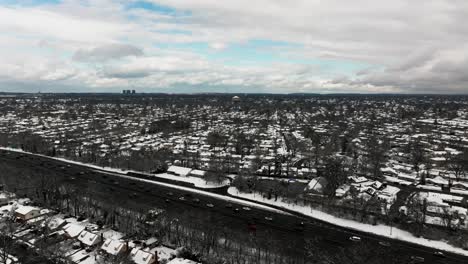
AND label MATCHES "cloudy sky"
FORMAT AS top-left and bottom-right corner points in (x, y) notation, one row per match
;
(1, 0), (467, 94)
